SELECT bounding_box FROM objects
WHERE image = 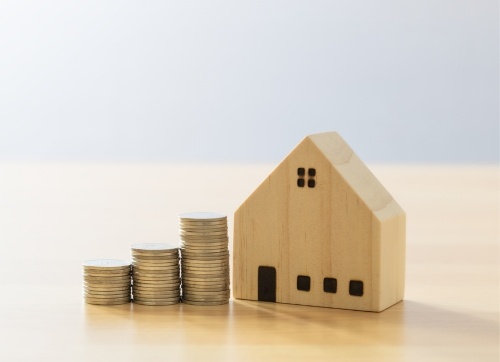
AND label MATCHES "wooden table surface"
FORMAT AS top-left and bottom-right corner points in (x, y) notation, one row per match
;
(0, 163), (497, 361)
